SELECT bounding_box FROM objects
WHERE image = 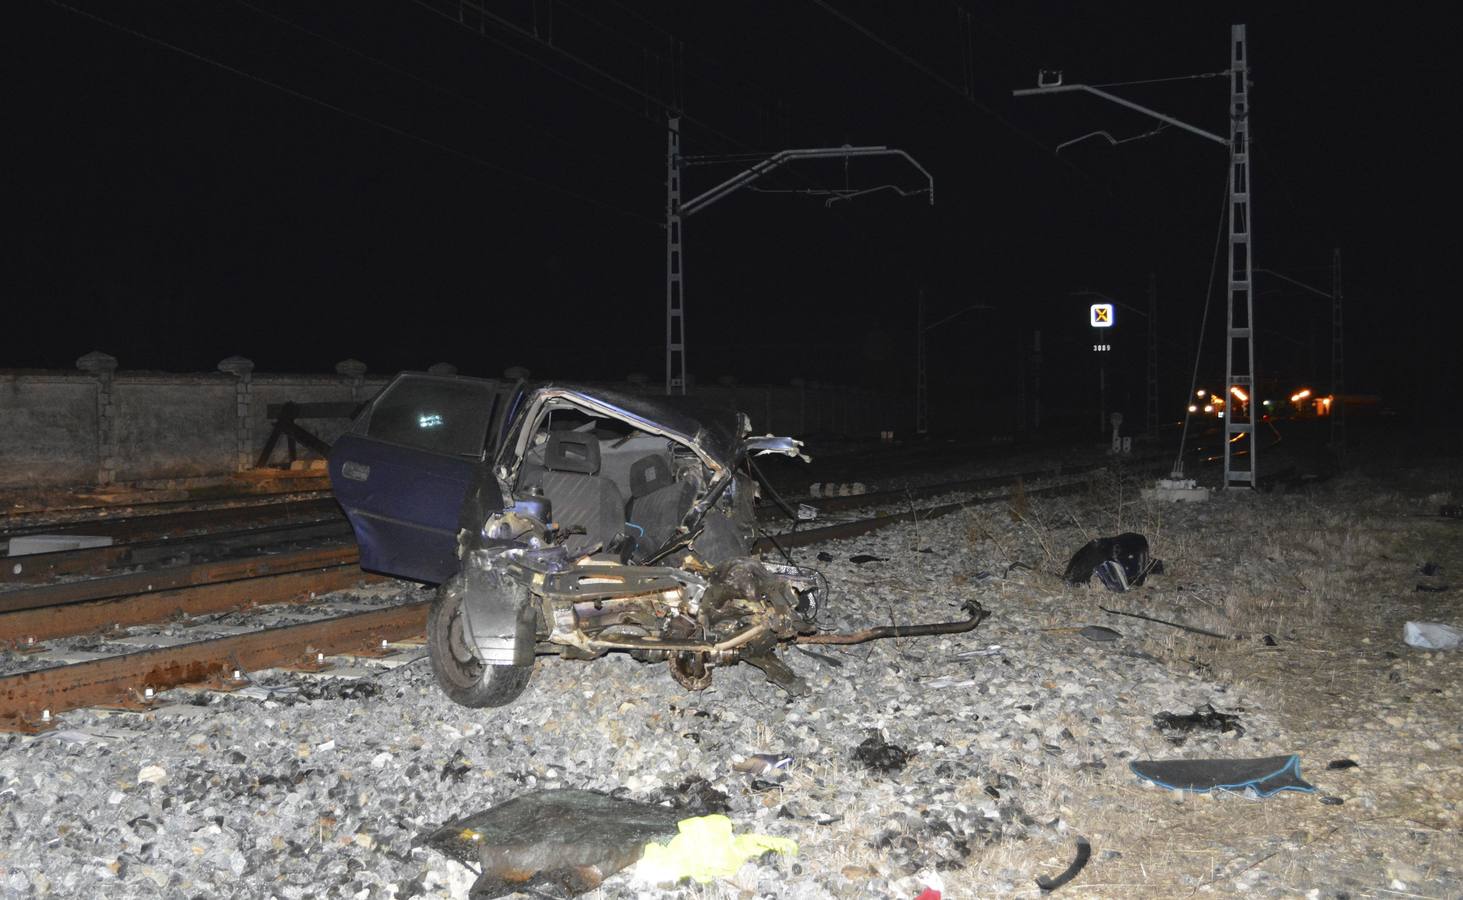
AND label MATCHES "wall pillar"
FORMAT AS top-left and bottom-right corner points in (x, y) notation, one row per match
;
(336, 359), (367, 401)
(218, 356), (255, 471)
(76, 351), (118, 486)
